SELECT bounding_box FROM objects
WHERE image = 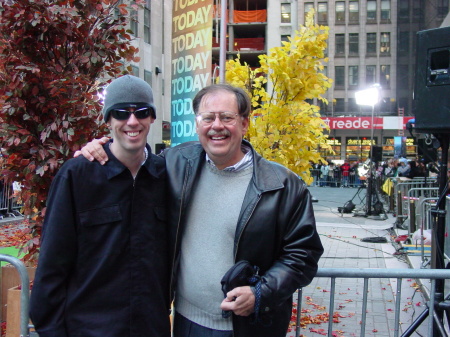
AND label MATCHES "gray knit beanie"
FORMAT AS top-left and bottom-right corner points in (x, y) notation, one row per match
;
(103, 75), (156, 122)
